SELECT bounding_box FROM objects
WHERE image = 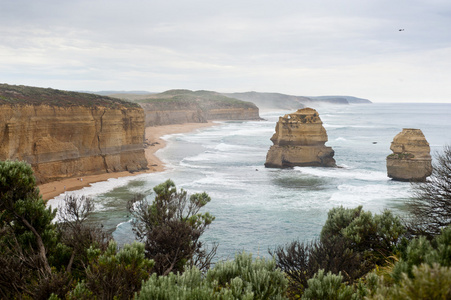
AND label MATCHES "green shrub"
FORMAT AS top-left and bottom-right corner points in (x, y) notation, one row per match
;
(128, 179), (216, 275)
(392, 226), (451, 282)
(137, 252), (288, 300)
(321, 206), (405, 257)
(85, 240), (154, 299)
(368, 263), (451, 300)
(207, 252), (288, 299)
(301, 270), (354, 300)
